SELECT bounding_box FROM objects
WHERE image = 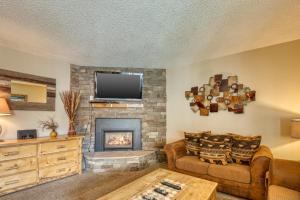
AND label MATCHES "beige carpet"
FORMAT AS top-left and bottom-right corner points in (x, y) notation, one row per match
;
(0, 165), (245, 200)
